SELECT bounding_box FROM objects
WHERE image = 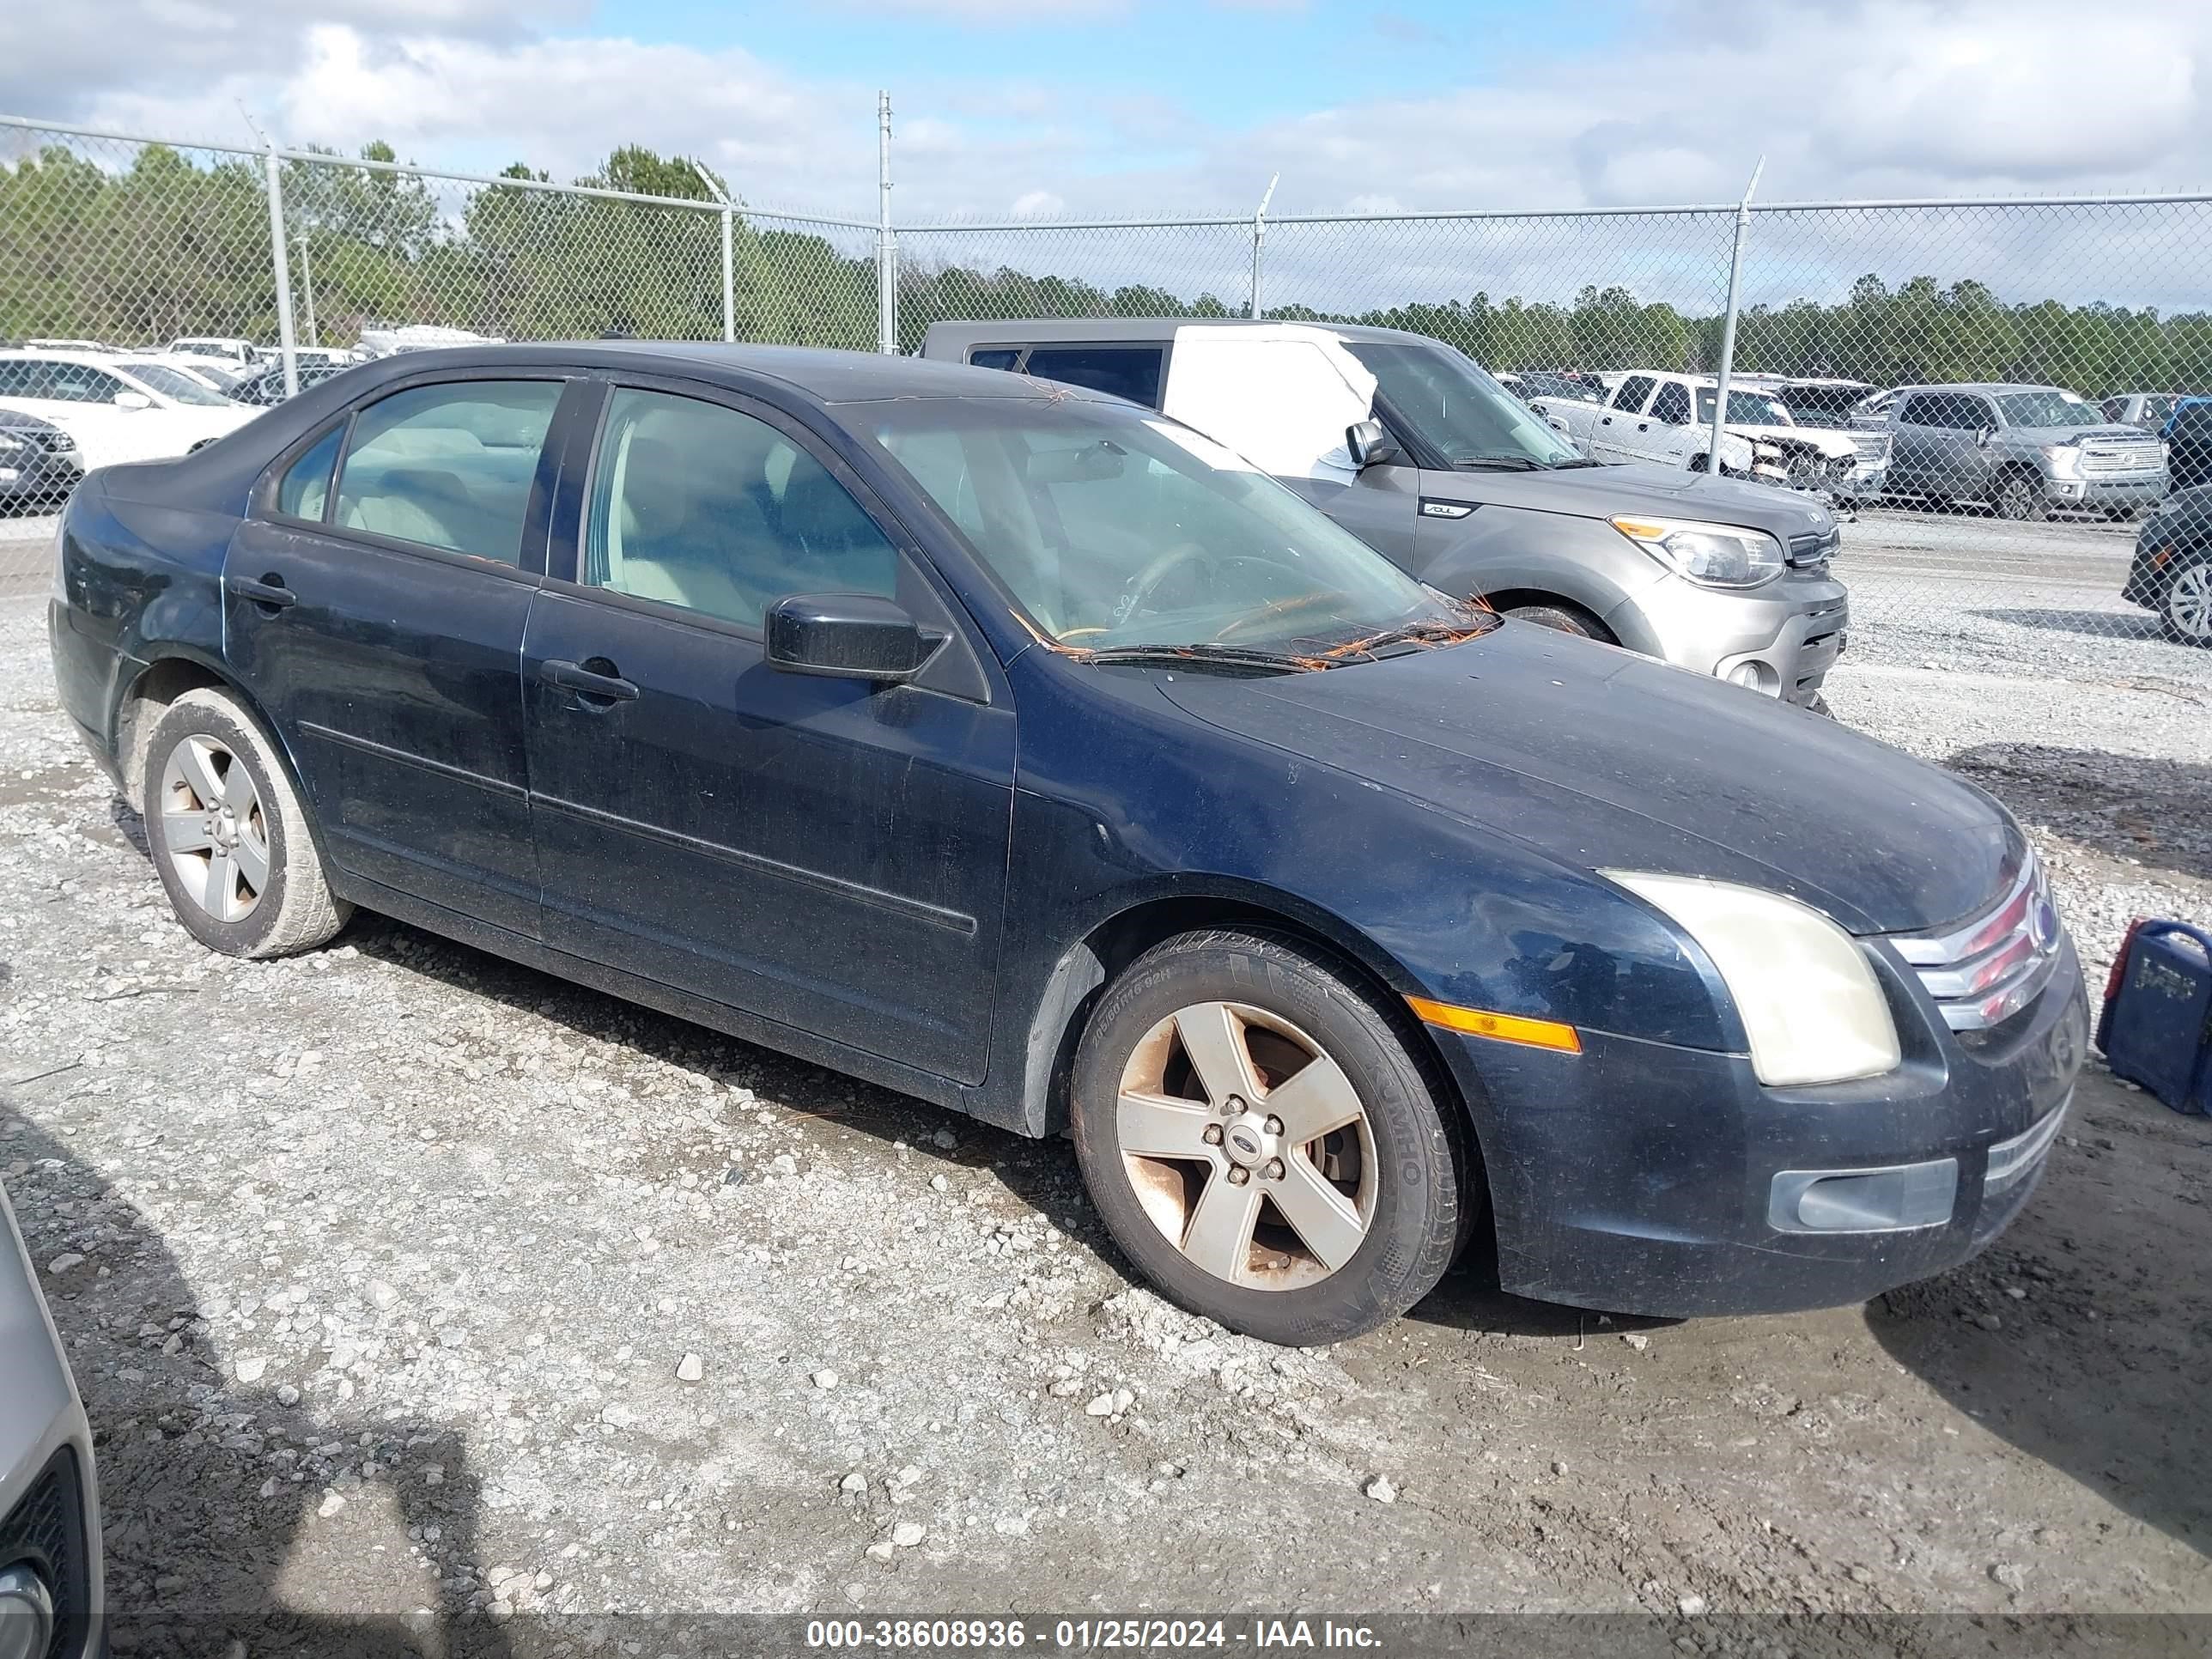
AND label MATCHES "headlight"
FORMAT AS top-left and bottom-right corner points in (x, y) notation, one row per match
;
(0, 432), (29, 458)
(1610, 515), (1784, 588)
(2040, 443), (2082, 477)
(1603, 872), (1901, 1086)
